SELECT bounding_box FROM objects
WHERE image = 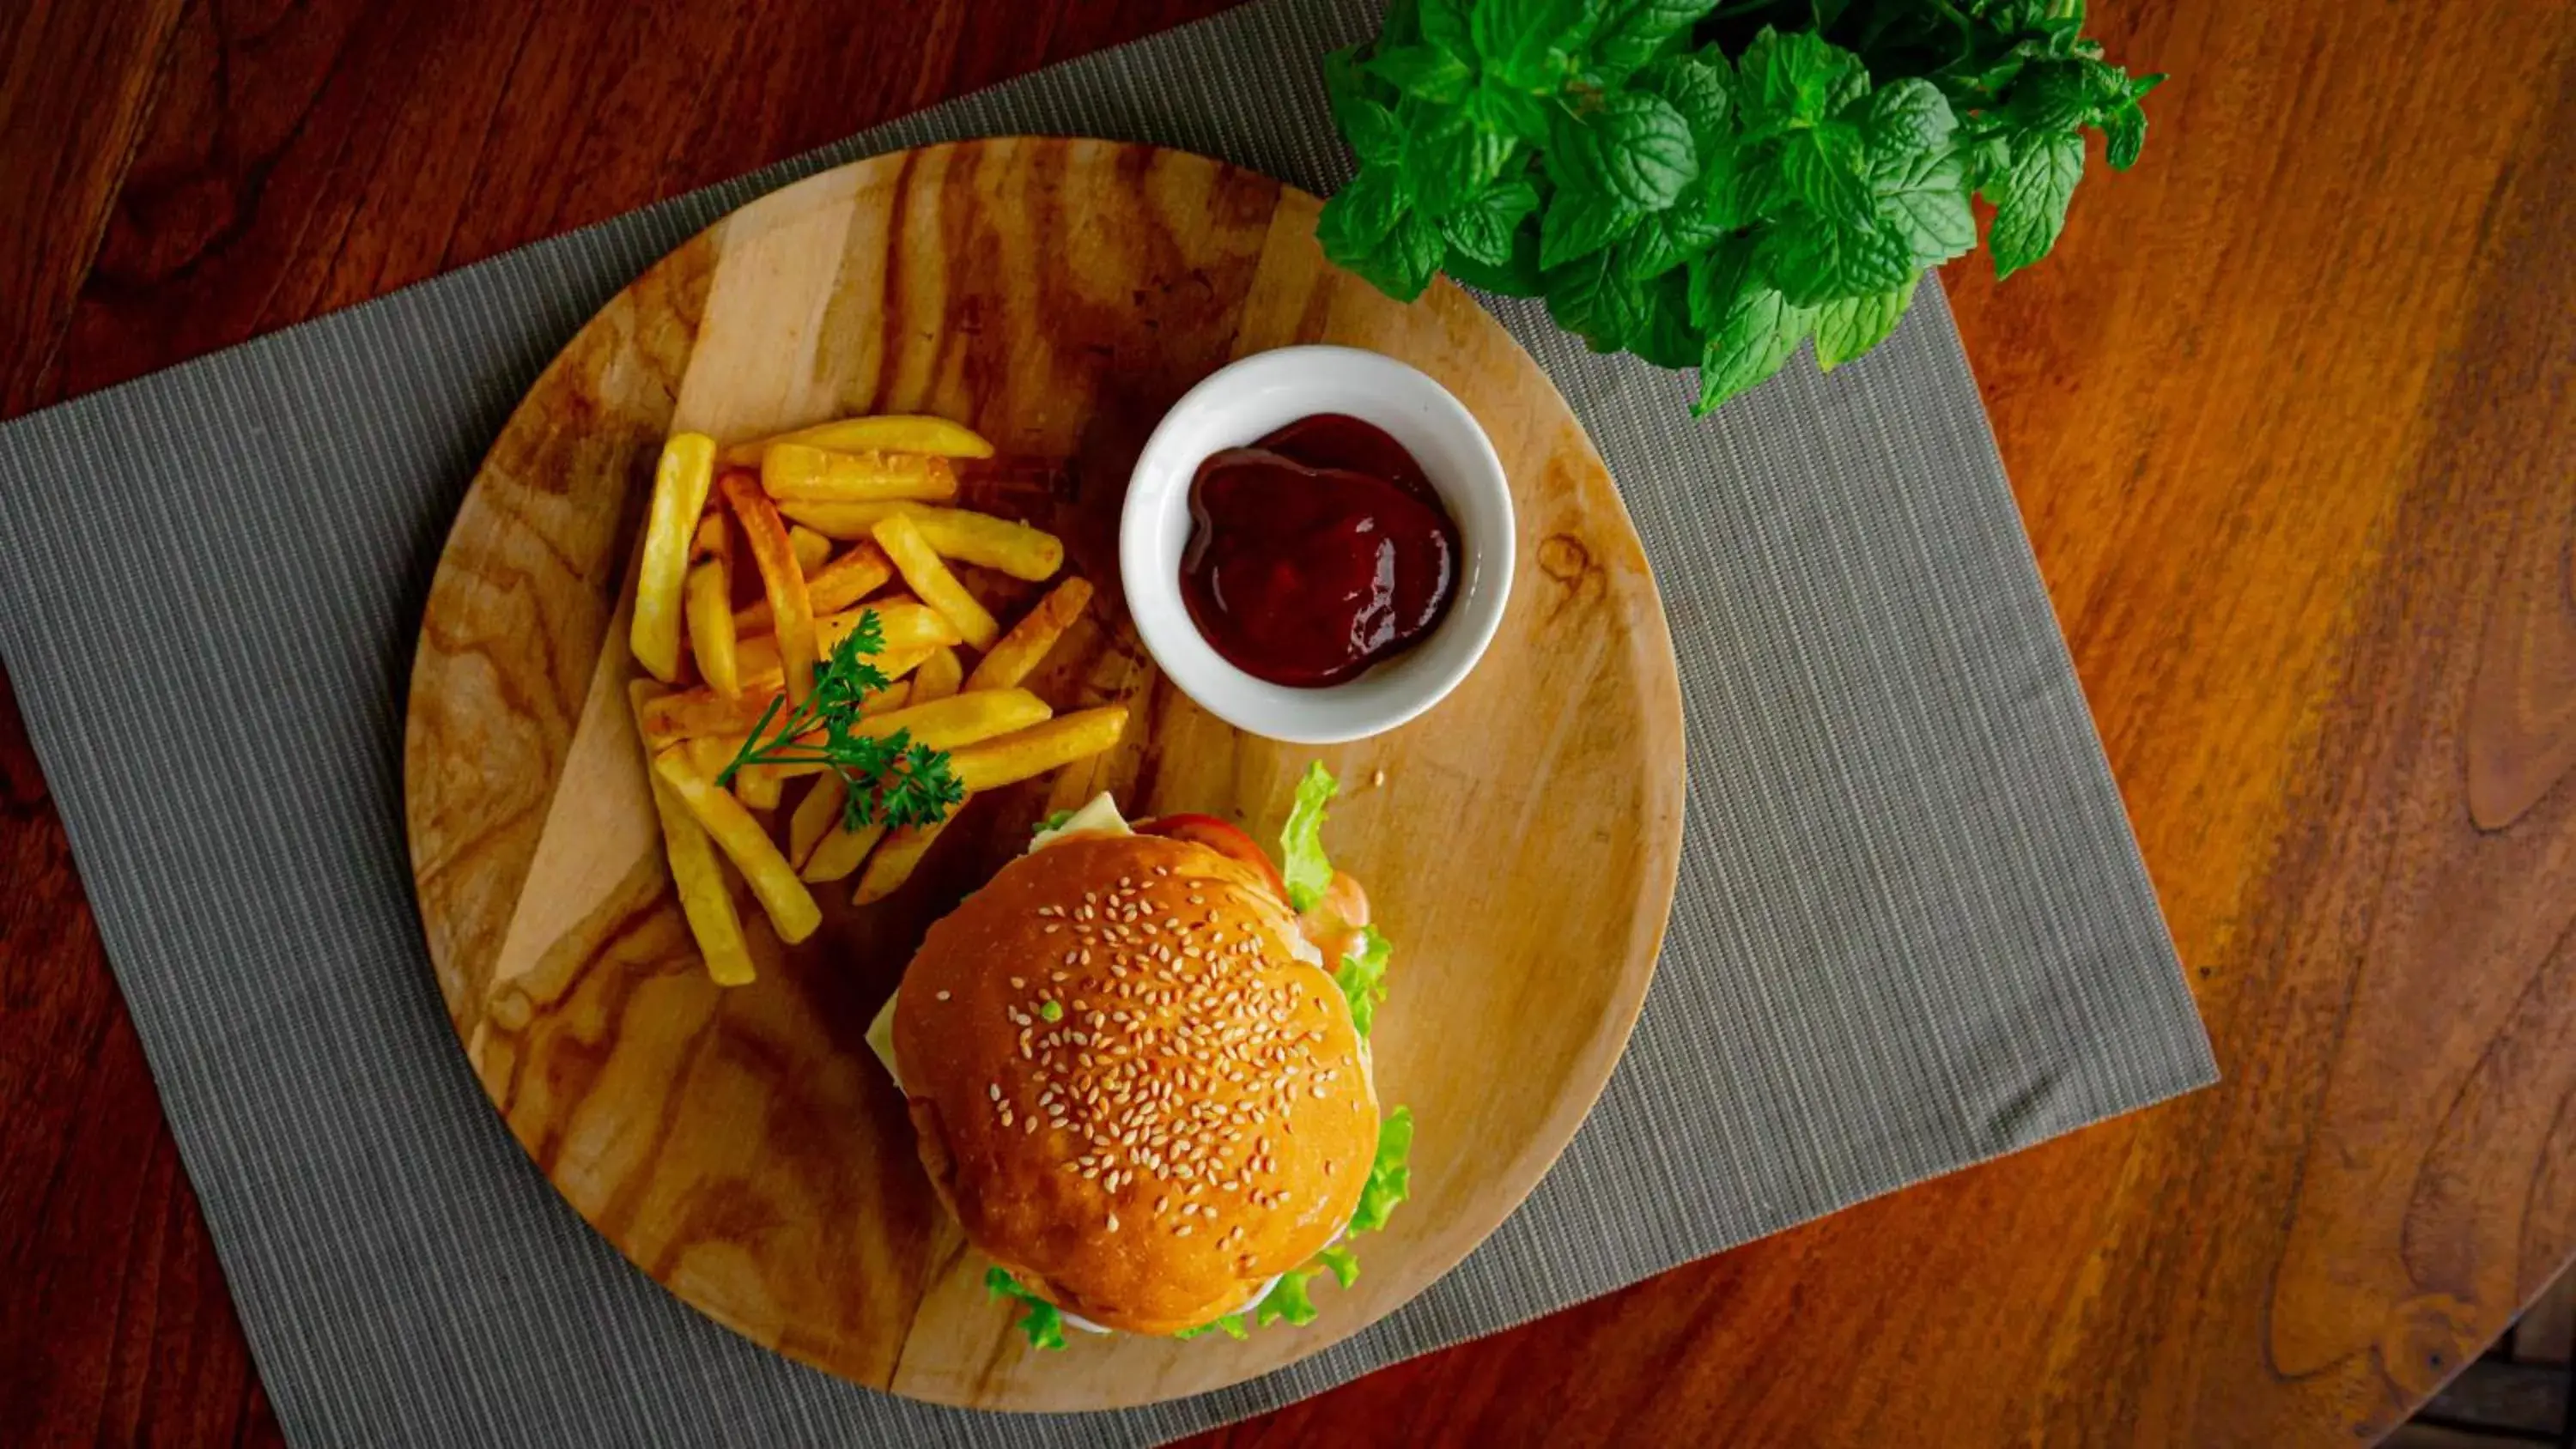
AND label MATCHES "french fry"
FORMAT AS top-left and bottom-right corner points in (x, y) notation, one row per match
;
(829, 600), (963, 654)
(862, 688), (1052, 753)
(859, 679), (914, 718)
(854, 813), (960, 906)
(683, 734), (738, 780)
(912, 646), (963, 703)
(691, 511), (728, 561)
(630, 433), (718, 682)
(762, 443), (959, 505)
(903, 507), (1064, 581)
(629, 682), (756, 987)
(778, 502), (1062, 581)
(706, 640), (948, 715)
(685, 556), (739, 697)
(787, 774), (845, 870)
(718, 414), (996, 469)
(734, 766), (784, 810)
(772, 500), (907, 540)
(787, 524), (834, 579)
(647, 688), (787, 746)
(964, 578), (1092, 692)
(874, 513), (999, 649)
(721, 472), (817, 707)
(644, 678), (1042, 755)
(946, 706), (1128, 793)
(733, 606), (955, 686)
(736, 541), (892, 634)
(652, 747), (822, 944)
(801, 819), (886, 883)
